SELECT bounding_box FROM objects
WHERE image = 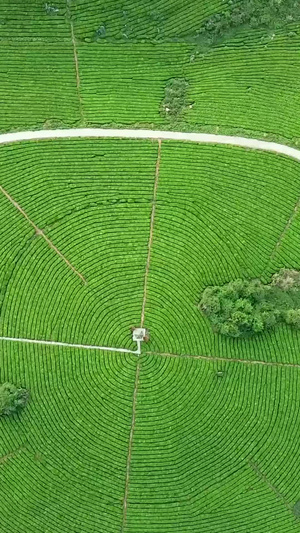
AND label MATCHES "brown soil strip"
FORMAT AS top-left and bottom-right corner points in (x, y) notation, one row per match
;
(0, 446), (26, 465)
(140, 139), (162, 328)
(270, 196), (300, 261)
(146, 350), (300, 369)
(121, 361), (141, 532)
(249, 461), (294, 516)
(0, 185), (86, 284)
(66, 0), (85, 125)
